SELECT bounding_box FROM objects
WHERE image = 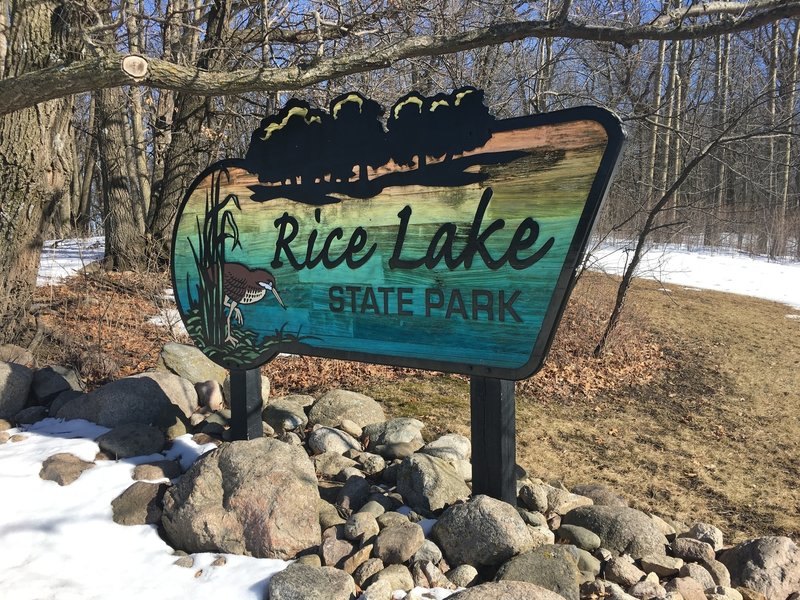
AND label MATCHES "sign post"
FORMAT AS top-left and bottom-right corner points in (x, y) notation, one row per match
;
(228, 368), (263, 440)
(170, 88), (625, 503)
